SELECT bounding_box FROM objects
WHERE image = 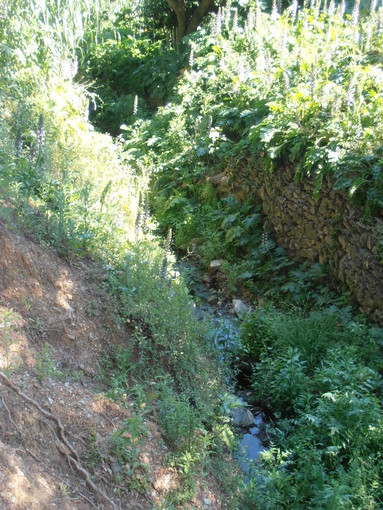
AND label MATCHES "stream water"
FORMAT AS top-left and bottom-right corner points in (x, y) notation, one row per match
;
(175, 259), (267, 472)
